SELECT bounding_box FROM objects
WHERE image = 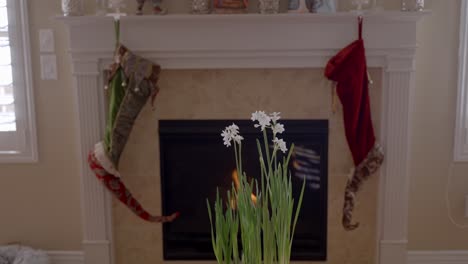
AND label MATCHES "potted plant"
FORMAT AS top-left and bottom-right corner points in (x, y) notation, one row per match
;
(207, 111), (305, 264)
